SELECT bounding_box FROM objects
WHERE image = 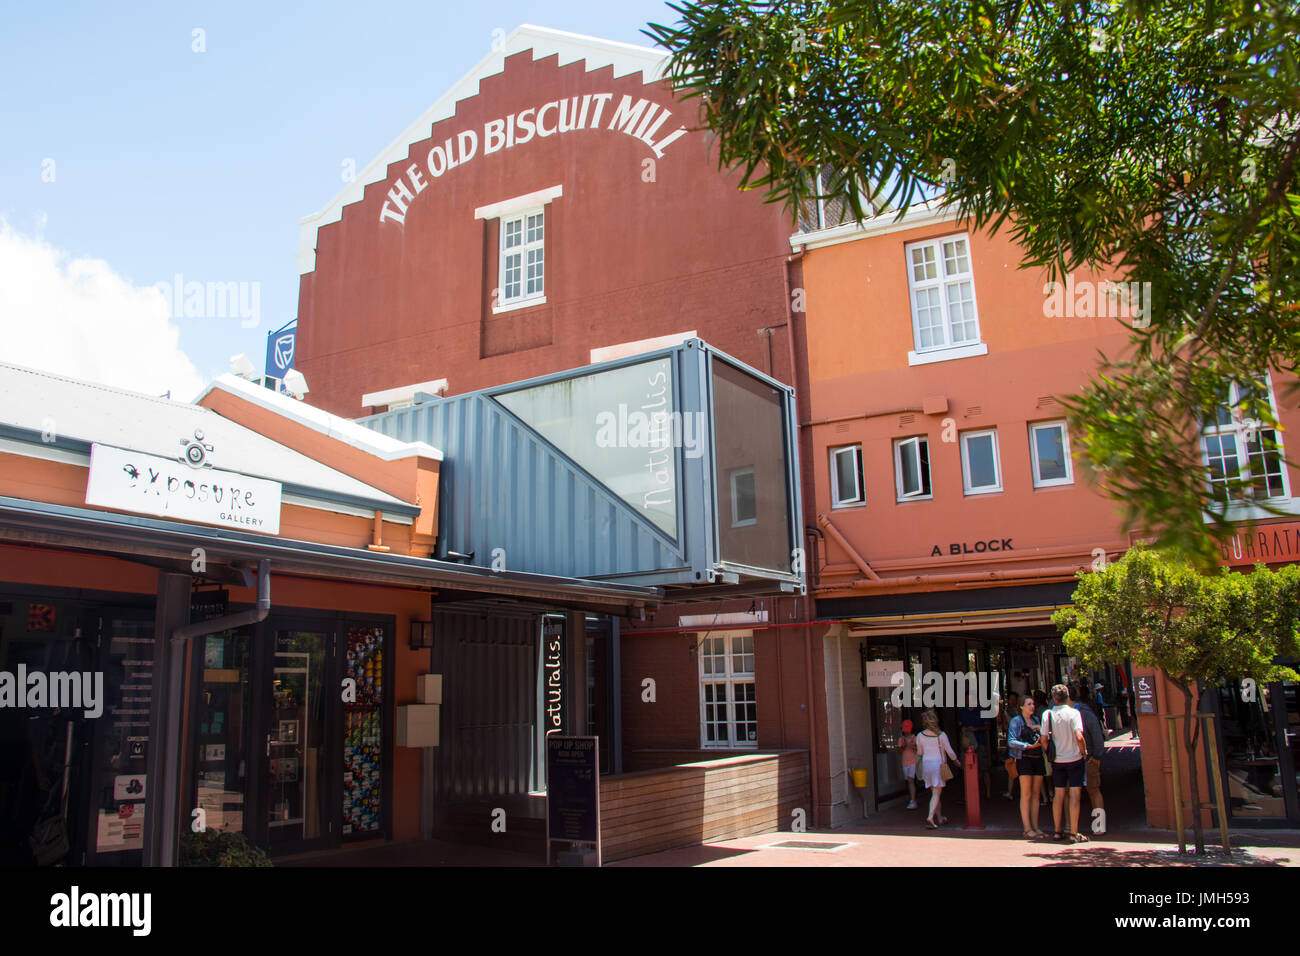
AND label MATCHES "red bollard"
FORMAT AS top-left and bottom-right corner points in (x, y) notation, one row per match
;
(963, 745), (984, 829)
